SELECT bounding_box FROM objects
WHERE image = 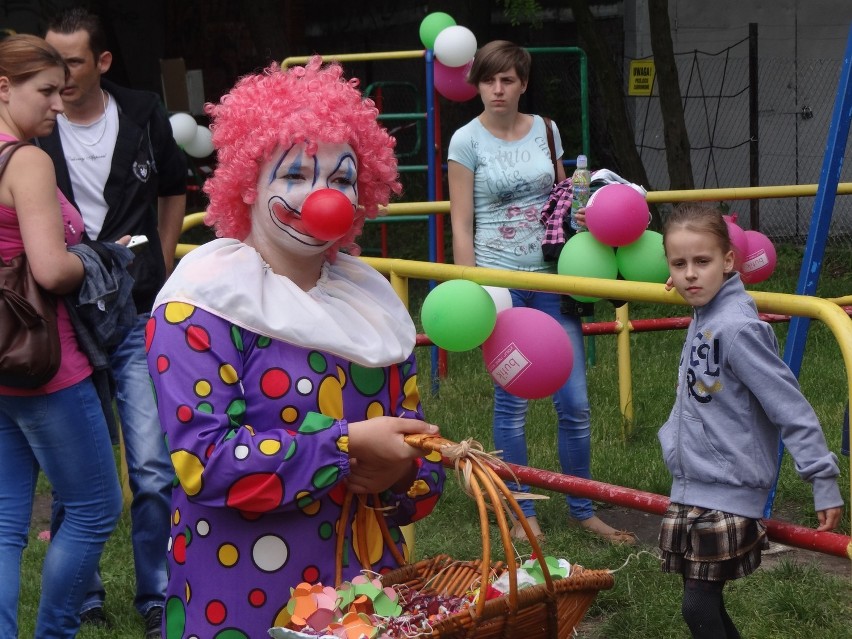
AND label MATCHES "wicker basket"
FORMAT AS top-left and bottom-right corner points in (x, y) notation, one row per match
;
(338, 434), (615, 639)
